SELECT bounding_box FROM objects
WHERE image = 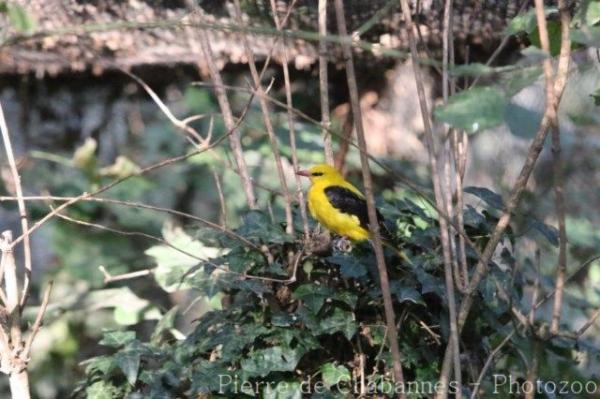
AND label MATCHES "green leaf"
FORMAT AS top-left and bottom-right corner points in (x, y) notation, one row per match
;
(263, 381), (302, 399)
(506, 9), (537, 35)
(571, 26), (600, 46)
(450, 63), (511, 78)
(240, 346), (302, 377)
(531, 219), (559, 247)
(592, 89), (600, 106)
(293, 284), (334, 314)
(317, 308), (357, 340)
(151, 306), (180, 344)
(85, 381), (123, 399)
(390, 281), (425, 305)
(238, 210), (294, 244)
(320, 363), (351, 389)
(327, 254), (367, 278)
(145, 223), (221, 292)
(529, 20), (563, 56)
(99, 330), (136, 348)
(115, 350), (141, 386)
(464, 186), (505, 209)
(585, 2), (600, 25)
(6, 4), (37, 34)
(434, 87), (507, 134)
